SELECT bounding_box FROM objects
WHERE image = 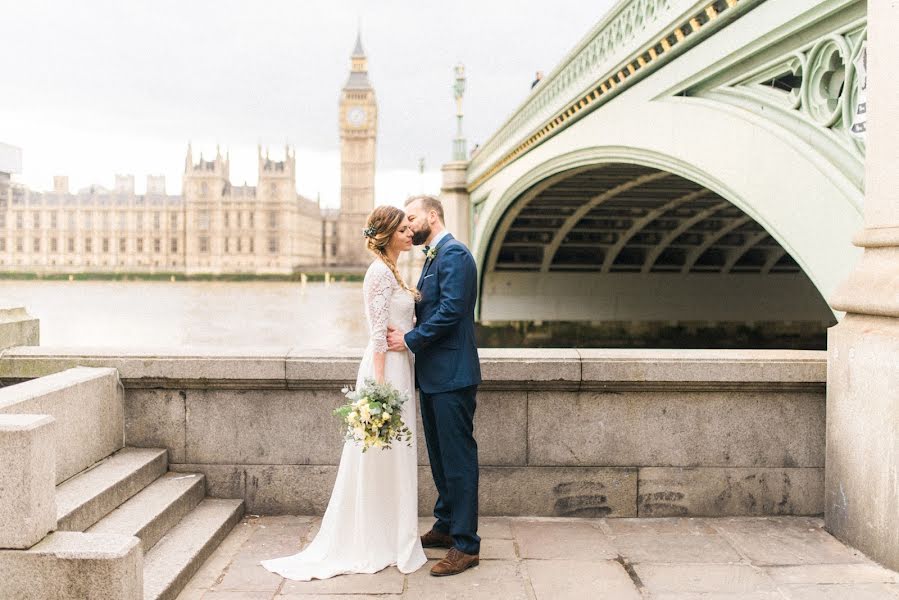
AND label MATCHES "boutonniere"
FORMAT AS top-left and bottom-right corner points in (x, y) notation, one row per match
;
(424, 246), (438, 260)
